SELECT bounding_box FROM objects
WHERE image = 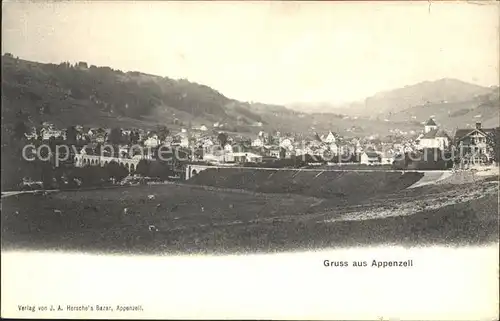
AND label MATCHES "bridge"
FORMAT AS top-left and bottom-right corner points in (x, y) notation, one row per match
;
(185, 164), (219, 180)
(74, 154), (141, 172)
